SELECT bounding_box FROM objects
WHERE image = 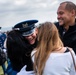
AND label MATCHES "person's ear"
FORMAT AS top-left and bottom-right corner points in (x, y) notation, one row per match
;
(71, 9), (76, 17)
